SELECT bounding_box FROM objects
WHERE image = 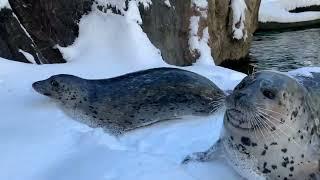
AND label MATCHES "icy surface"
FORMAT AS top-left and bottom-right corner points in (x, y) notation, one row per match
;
(0, 6), (247, 180)
(260, 0), (320, 23)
